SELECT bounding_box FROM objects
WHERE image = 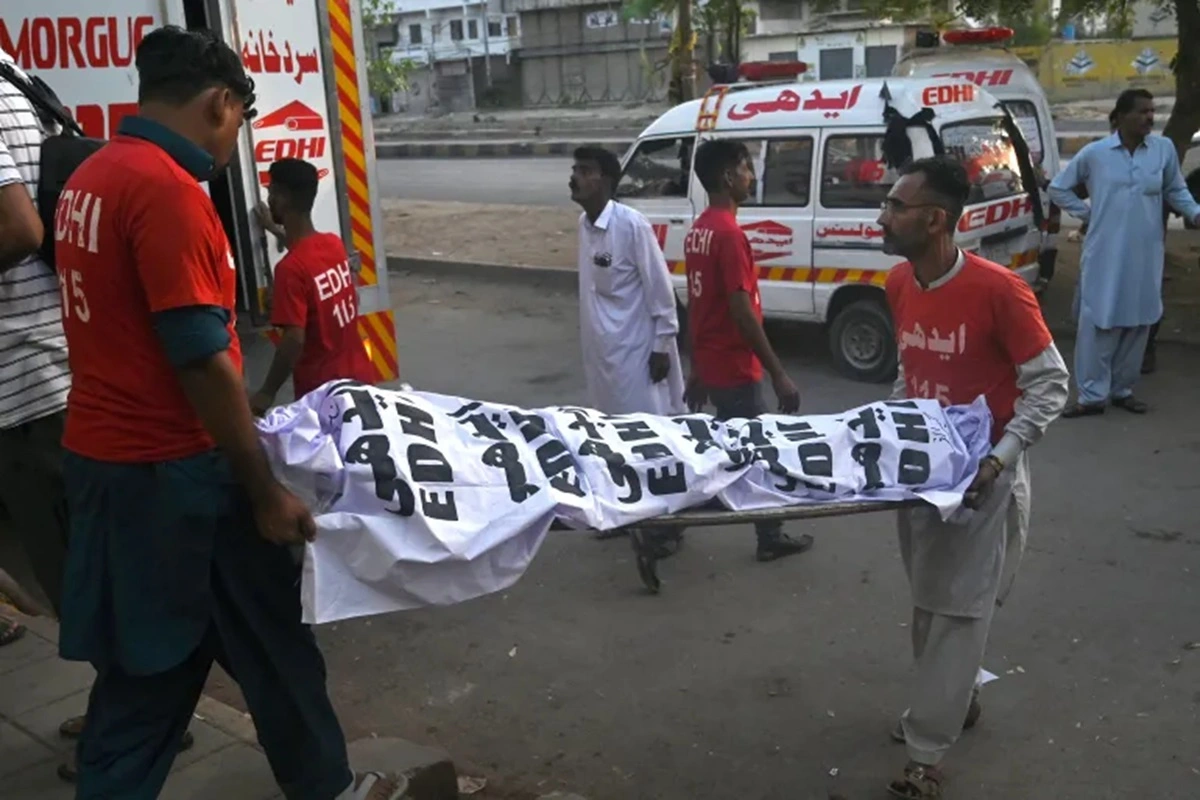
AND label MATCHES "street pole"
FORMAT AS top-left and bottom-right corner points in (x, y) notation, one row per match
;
(481, 0), (493, 90)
